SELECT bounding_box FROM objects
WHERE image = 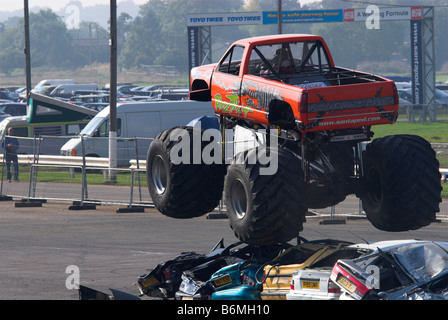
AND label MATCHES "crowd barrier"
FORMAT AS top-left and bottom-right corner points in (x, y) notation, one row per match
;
(0, 134), (446, 217)
(0, 134), (151, 210)
(403, 103), (448, 123)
